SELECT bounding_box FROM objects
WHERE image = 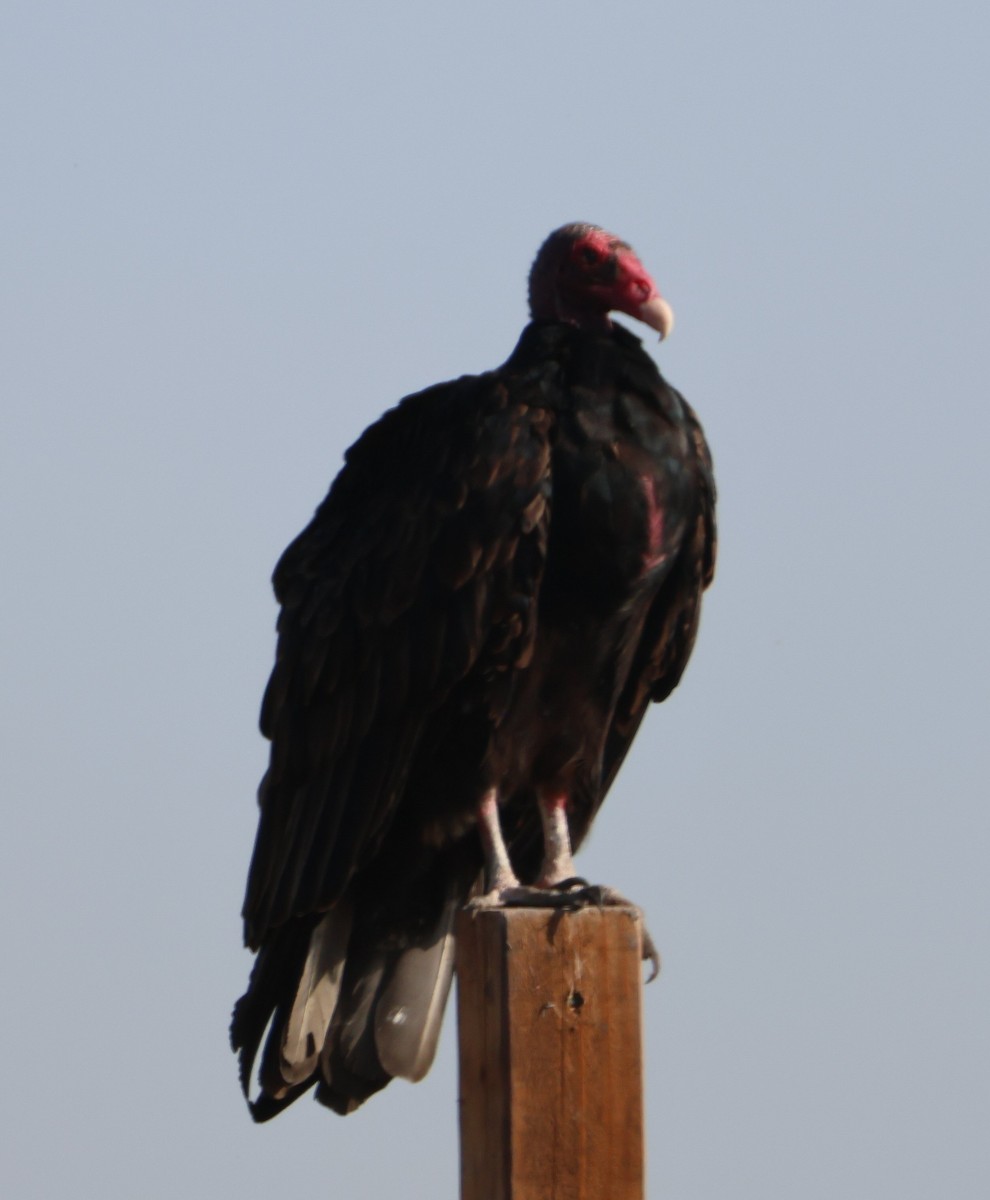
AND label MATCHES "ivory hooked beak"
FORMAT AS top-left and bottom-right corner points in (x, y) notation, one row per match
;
(639, 294), (675, 341)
